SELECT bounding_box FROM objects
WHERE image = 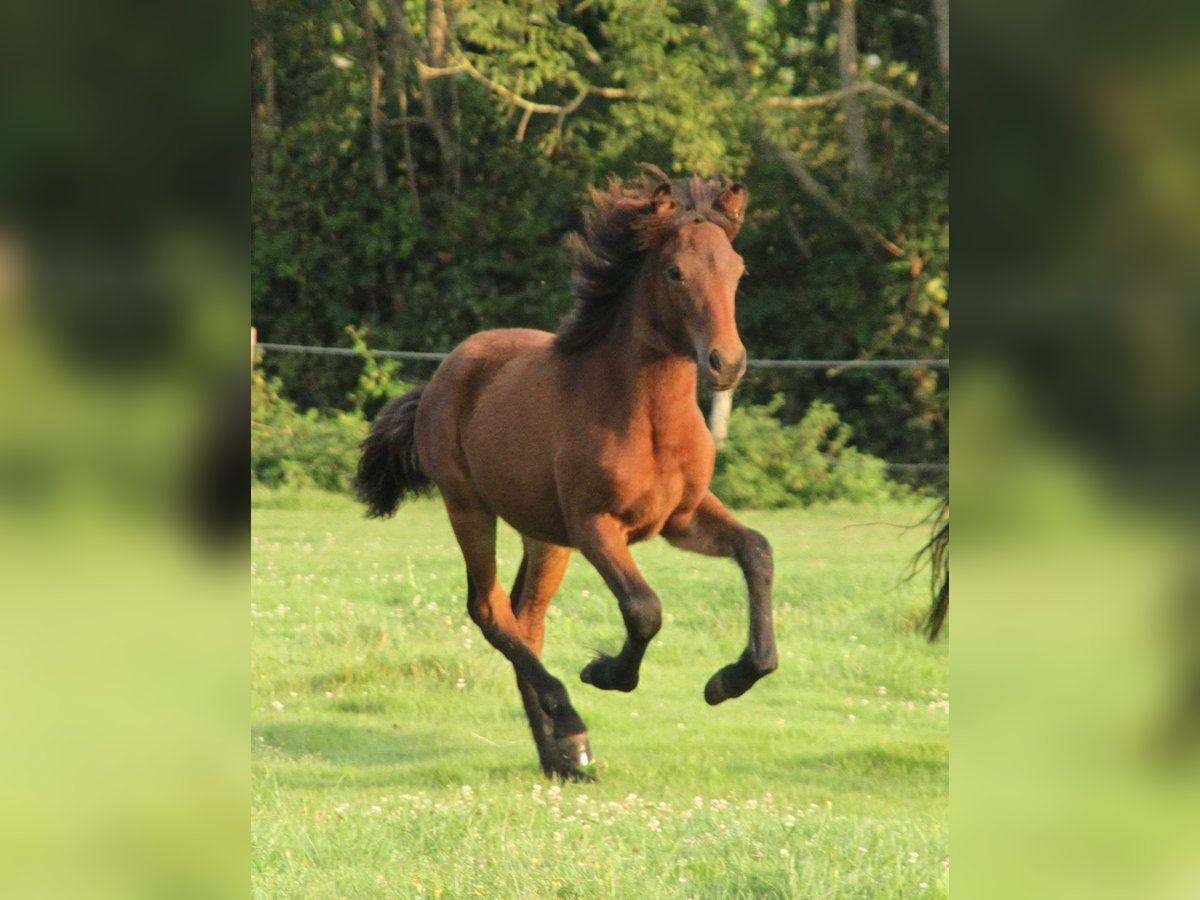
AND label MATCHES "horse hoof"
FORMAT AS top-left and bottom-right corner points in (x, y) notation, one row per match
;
(580, 655), (638, 692)
(556, 731), (593, 768)
(704, 671), (728, 705)
(551, 733), (596, 782)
